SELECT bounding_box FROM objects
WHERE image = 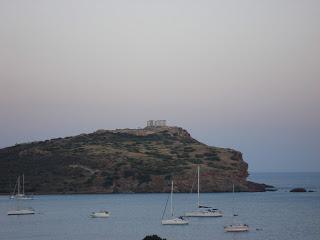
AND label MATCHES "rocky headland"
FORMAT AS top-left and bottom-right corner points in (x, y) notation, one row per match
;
(0, 126), (266, 194)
